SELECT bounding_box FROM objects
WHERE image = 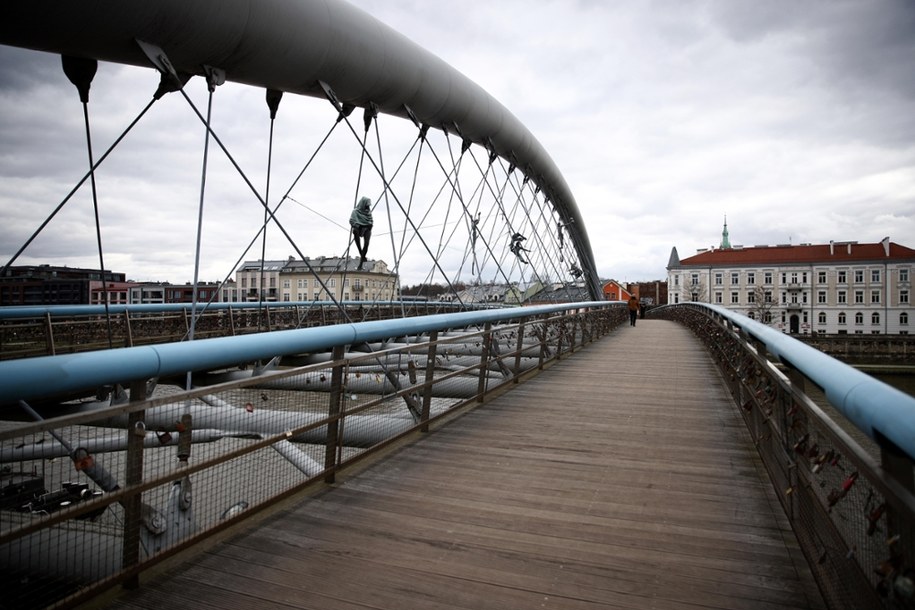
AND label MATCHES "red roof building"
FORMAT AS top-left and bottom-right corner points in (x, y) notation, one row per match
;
(667, 234), (913, 335)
